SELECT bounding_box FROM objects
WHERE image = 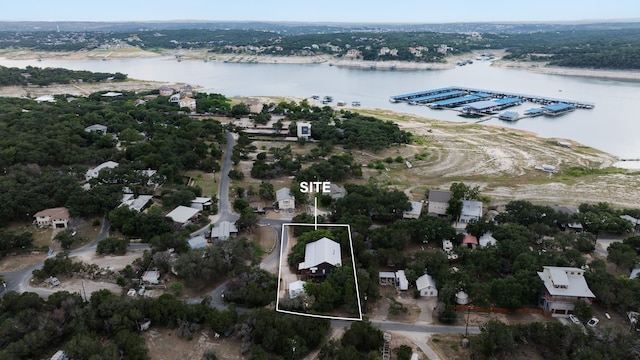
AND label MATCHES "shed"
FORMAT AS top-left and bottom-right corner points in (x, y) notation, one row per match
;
(395, 270), (409, 291)
(211, 221), (238, 241)
(142, 270), (160, 285)
(379, 271), (396, 286)
(191, 197), (213, 211)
